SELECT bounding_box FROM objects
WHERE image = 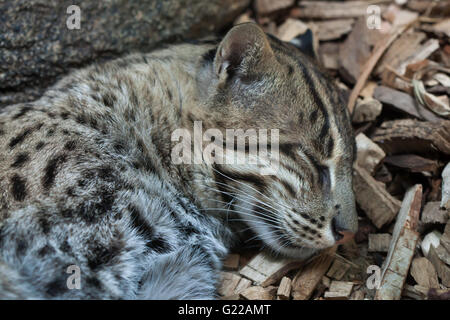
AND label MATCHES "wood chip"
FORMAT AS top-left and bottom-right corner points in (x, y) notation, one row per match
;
(276, 277), (292, 300)
(402, 284), (427, 300)
(376, 32), (426, 76)
(375, 184), (422, 300)
(427, 287), (450, 300)
(326, 258), (351, 280)
(265, 285), (278, 297)
(421, 230), (442, 257)
(291, 246), (336, 300)
(442, 163), (450, 210)
(218, 272), (243, 297)
(406, 0), (433, 12)
(360, 81), (378, 99)
(434, 73), (450, 88)
(440, 220), (450, 254)
(339, 17), (385, 84)
(368, 233), (392, 253)
(318, 42), (340, 70)
(238, 250), (258, 268)
(221, 294), (241, 300)
(324, 281), (354, 299)
(442, 45), (450, 68)
(223, 254), (240, 270)
(347, 18), (415, 113)
(353, 164), (402, 229)
(321, 276), (331, 288)
(254, 0), (294, 16)
(428, 178), (443, 202)
(371, 119), (450, 155)
(398, 39), (440, 76)
(350, 289), (365, 300)
(239, 286), (274, 300)
(421, 201), (448, 225)
(373, 86), (441, 122)
(311, 19), (354, 41)
(384, 154), (439, 174)
(410, 257), (440, 288)
(291, 1), (375, 19)
(276, 18), (308, 42)
(413, 79), (450, 118)
(239, 252), (303, 287)
(430, 18), (450, 38)
(383, 5), (418, 27)
(355, 133), (386, 174)
(427, 245), (450, 287)
(234, 277), (252, 294)
(352, 97), (383, 123)
(435, 244), (450, 266)
(234, 11), (255, 25)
